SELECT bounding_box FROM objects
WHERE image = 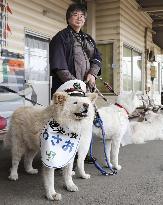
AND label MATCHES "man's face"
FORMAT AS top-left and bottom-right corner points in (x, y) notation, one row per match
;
(68, 10), (86, 32)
